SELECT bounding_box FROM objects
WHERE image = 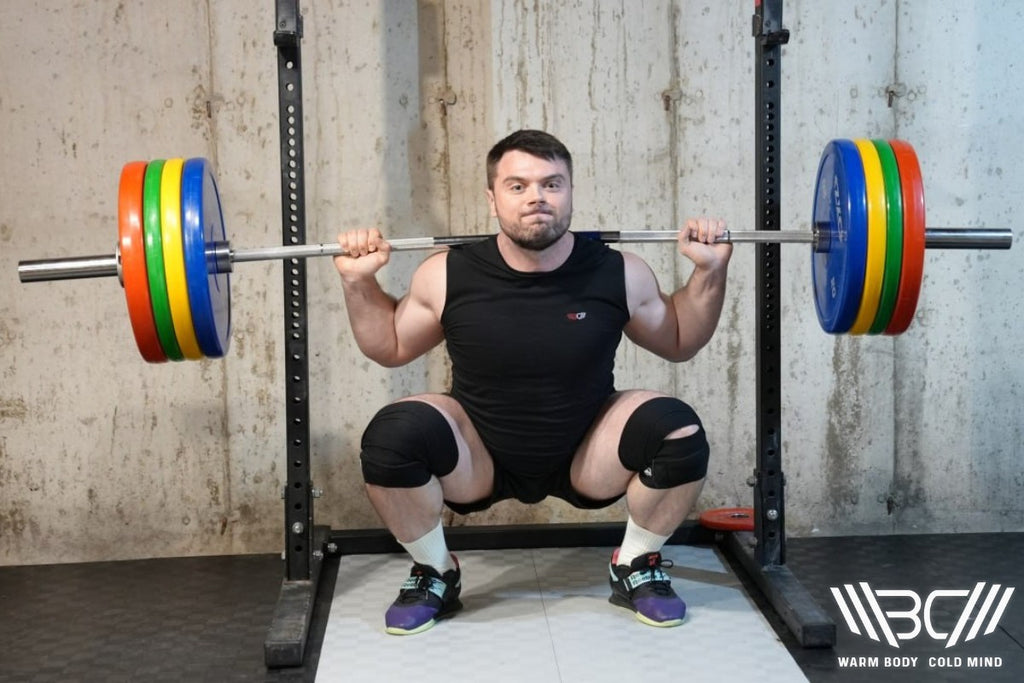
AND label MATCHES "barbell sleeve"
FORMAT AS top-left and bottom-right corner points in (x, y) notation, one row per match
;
(914, 227), (1014, 250)
(16, 227), (1013, 284)
(18, 253), (121, 283)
